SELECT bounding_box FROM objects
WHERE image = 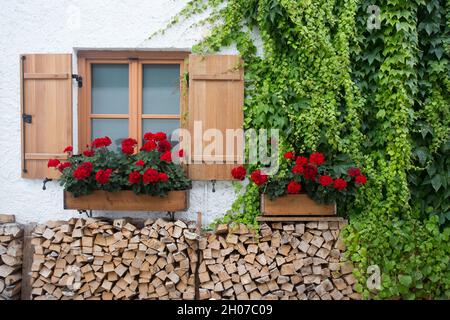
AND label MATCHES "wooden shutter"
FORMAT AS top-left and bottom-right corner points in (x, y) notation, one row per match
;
(21, 54), (73, 179)
(187, 55), (244, 180)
